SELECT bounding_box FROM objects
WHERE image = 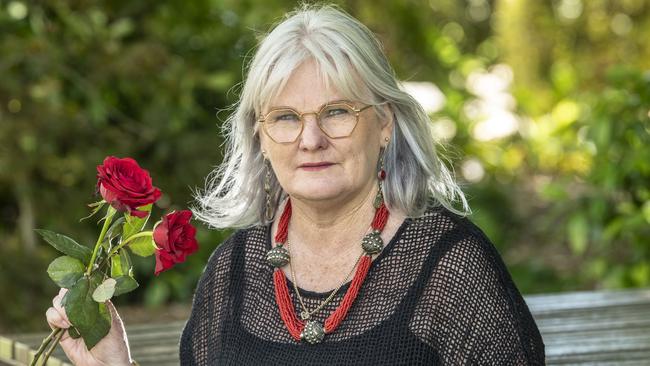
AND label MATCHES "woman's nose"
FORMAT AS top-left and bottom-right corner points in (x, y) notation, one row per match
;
(298, 114), (328, 150)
